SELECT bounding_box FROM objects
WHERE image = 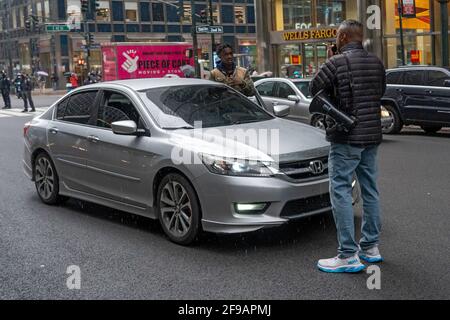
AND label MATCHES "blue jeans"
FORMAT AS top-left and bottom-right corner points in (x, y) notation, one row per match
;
(328, 143), (381, 258)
